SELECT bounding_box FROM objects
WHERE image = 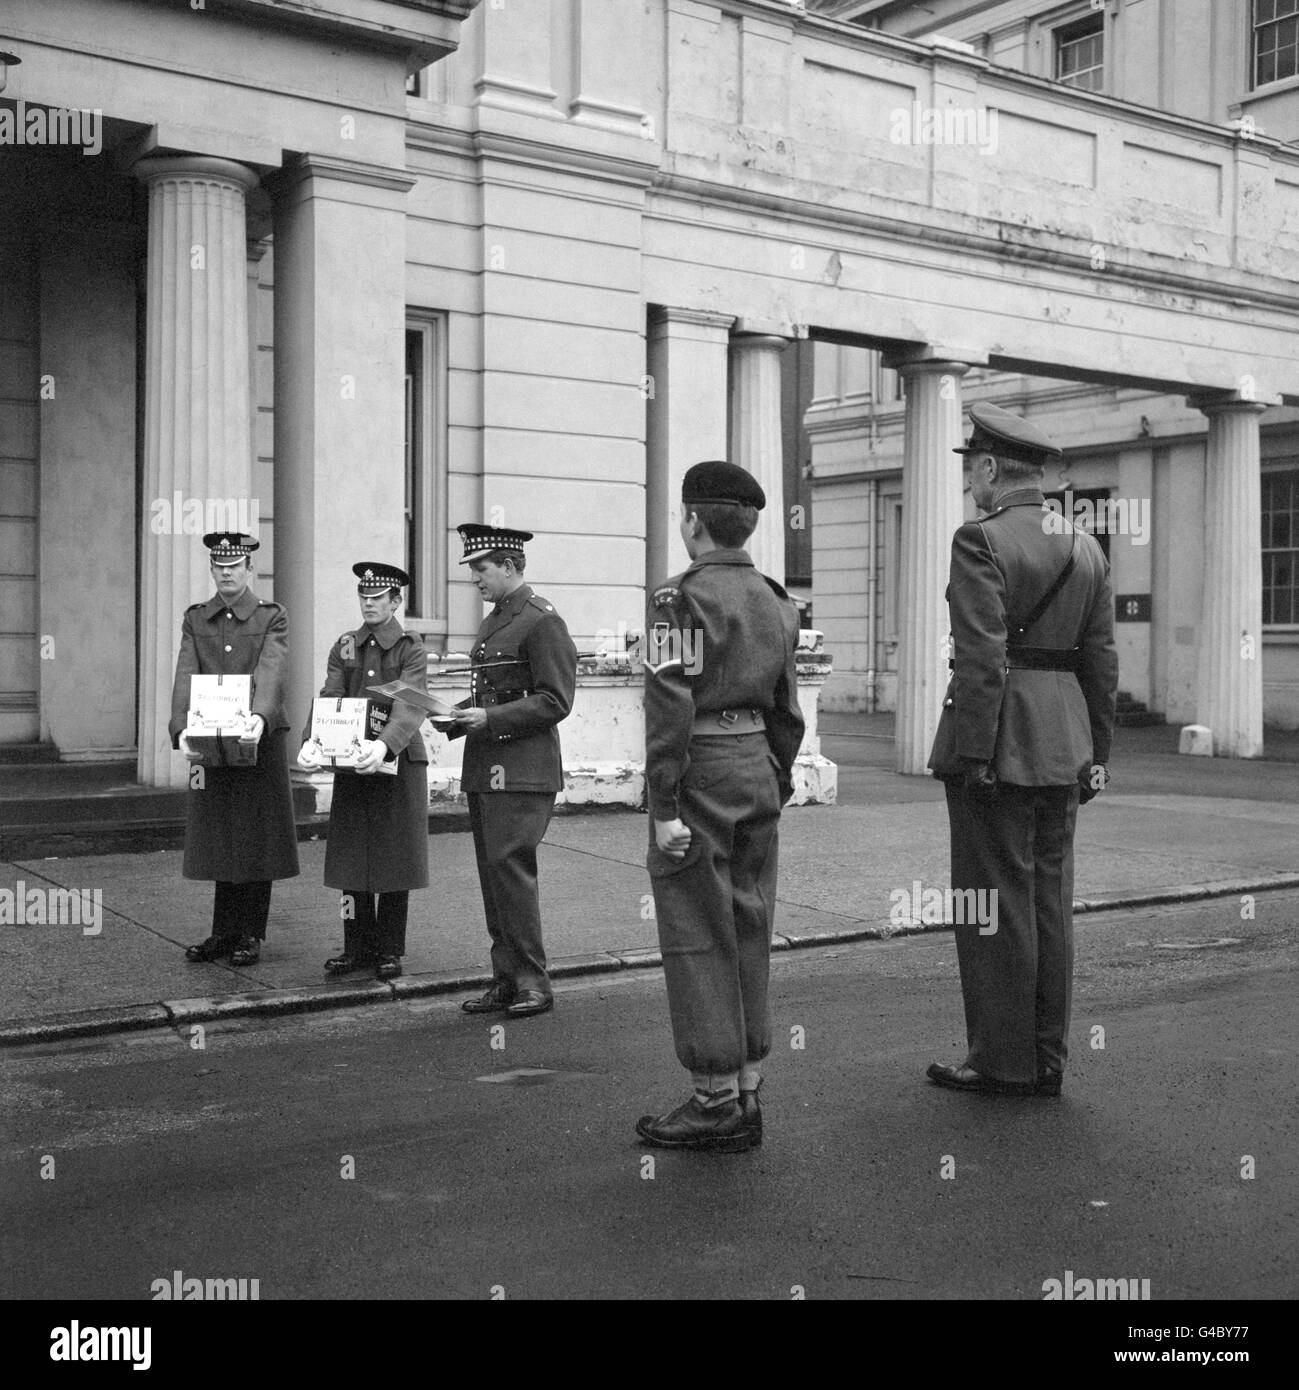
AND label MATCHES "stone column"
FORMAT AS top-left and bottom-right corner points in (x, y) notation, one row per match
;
(728, 330), (789, 580)
(1193, 395), (1266, 758)
(135, 156), (260, 788)
(892, 358), (969, 775)
(272, 155), (415, 755)
(645, 307), (732, 589)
